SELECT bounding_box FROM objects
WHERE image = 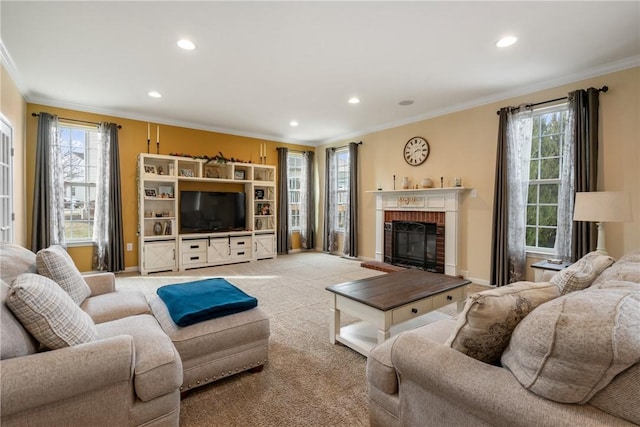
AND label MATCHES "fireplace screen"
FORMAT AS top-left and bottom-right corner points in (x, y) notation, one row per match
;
(389, 221), (437, 272)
